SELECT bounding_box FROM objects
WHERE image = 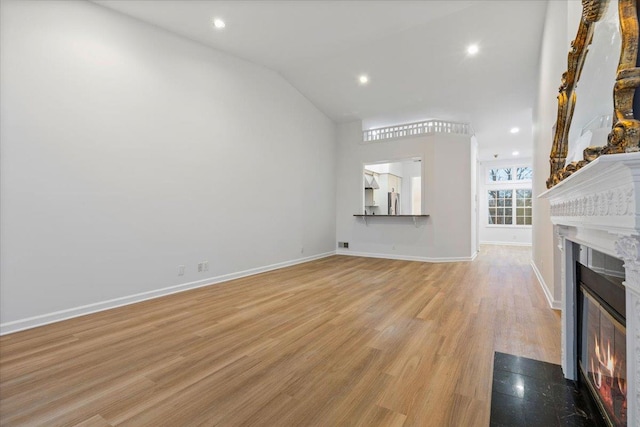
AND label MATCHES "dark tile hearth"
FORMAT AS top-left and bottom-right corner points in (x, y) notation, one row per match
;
(490, 352), (606, 427)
